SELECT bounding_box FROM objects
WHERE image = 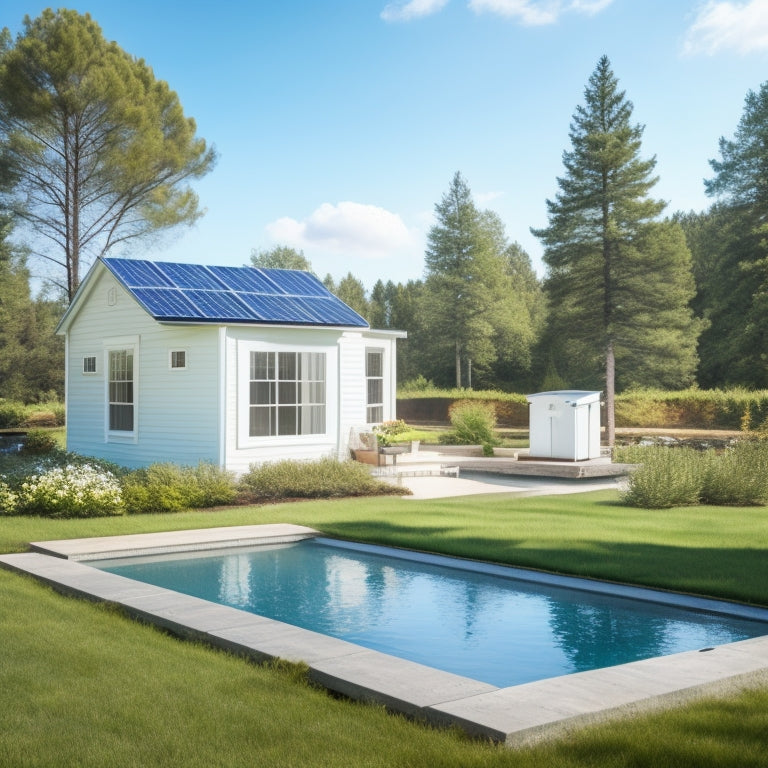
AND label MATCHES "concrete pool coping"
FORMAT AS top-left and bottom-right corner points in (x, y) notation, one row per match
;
(2, 523), (768, 746)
